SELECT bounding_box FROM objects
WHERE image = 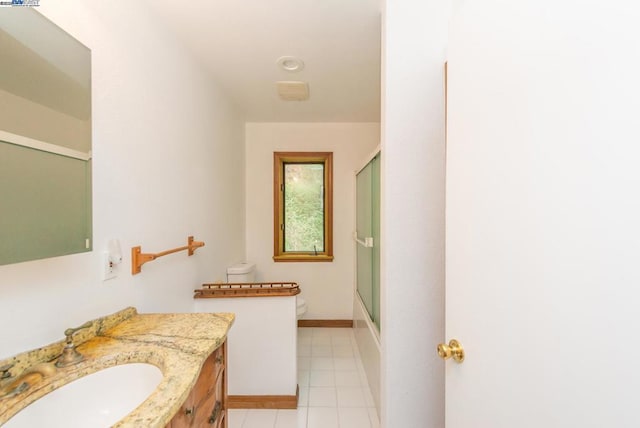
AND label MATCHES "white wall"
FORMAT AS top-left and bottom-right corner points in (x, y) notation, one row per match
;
(194, 297), (297, 396)
(0, 2), (245, 359)
(245, 123), (379, 319)
(381, 1), (450, 427)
